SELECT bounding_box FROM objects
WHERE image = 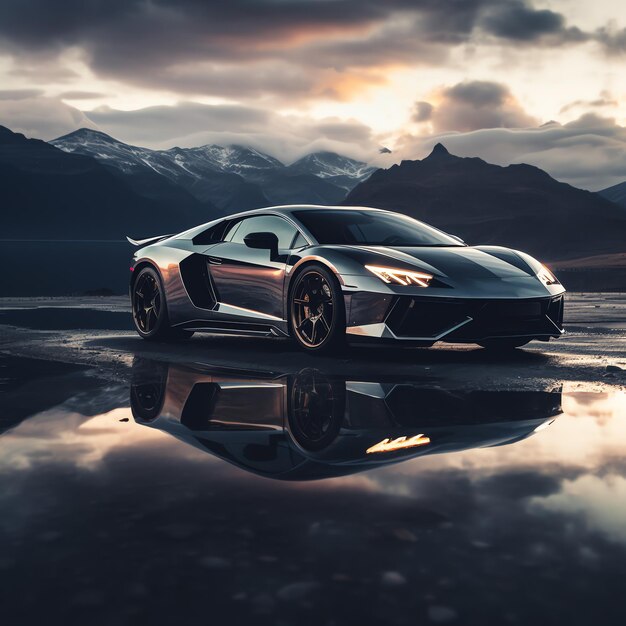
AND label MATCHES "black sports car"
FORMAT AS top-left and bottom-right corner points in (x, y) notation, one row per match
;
(128, 205), (565, 352)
